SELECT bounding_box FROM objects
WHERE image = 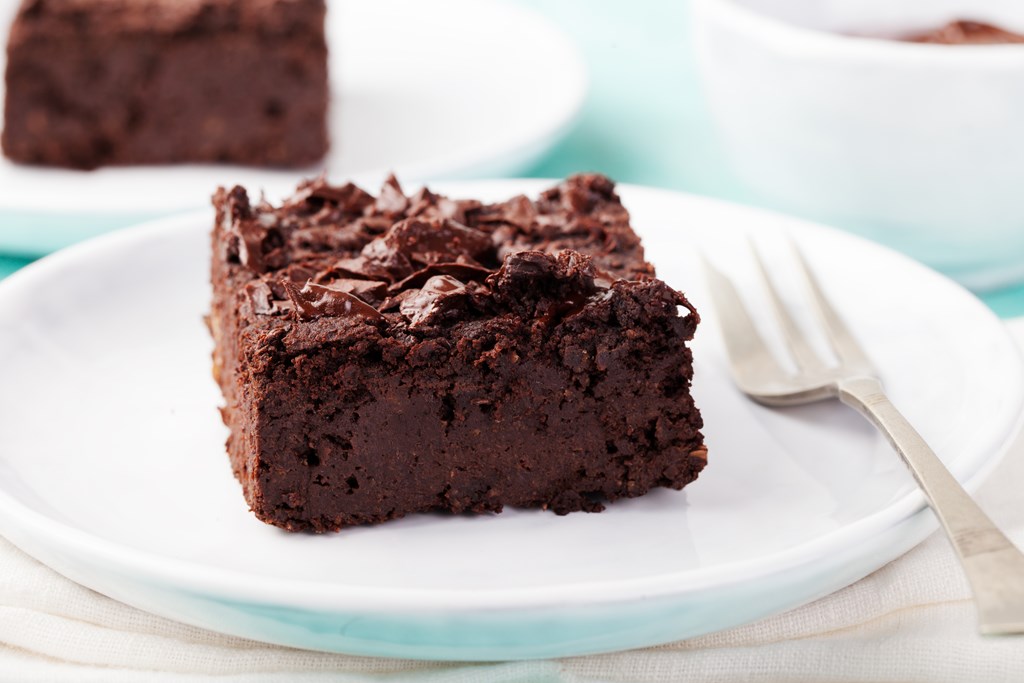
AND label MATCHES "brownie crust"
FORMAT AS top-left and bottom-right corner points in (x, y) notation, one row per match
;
(2, 0), (329, 169)
(210, 175), (706, 531)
